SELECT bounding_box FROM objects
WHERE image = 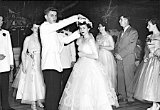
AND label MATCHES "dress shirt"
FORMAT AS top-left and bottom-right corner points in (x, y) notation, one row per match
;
(124, 25), (130, 33)
(40, 15), (80, 72)
(60, 41), (76, 69)
(0, 29), (14, 72)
